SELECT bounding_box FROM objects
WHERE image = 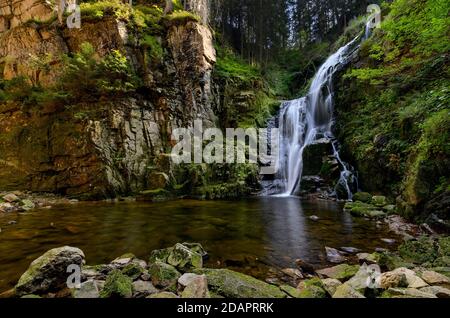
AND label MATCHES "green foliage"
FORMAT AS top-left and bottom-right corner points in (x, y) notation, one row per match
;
(61, 42), (139, 99)
(80, 0), (131, 21)
(215, 46), (261, 83)
(141, 35), (164, 60)
(335, 0), (450, 217)
(164, 10), (201, 25)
